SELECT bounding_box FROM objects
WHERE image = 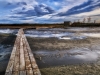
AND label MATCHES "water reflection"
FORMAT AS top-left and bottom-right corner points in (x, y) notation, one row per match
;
(34, 46), (100, 68)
